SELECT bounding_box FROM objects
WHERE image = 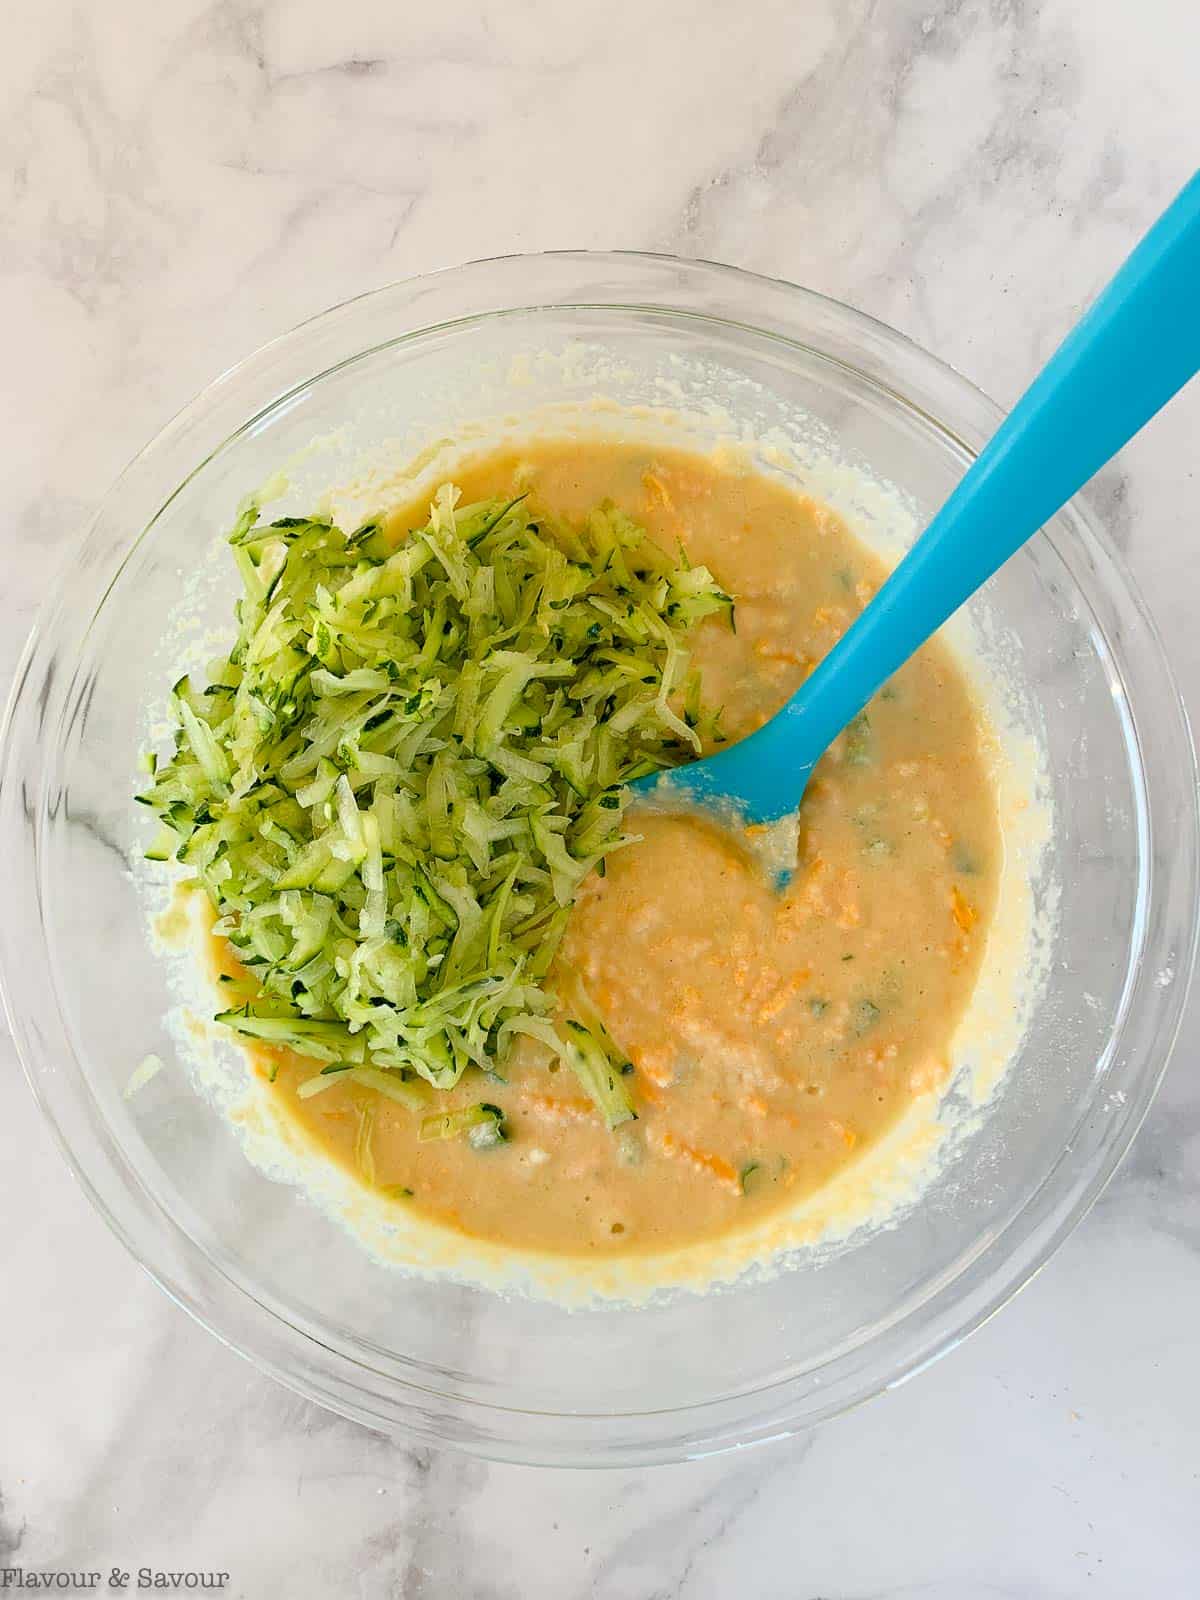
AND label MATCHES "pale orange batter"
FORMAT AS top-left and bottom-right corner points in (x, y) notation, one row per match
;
(222, 439), (999, 1256)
